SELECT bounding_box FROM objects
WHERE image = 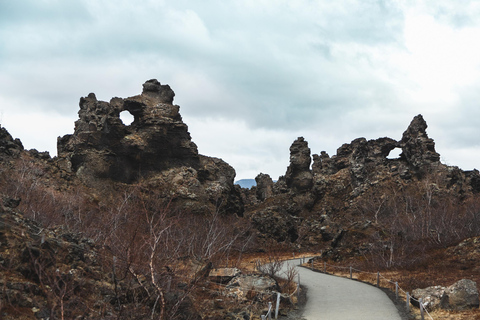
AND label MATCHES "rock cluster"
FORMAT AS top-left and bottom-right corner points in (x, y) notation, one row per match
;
(412, 279), (479, 311)
(57, 79), (243, 215)
(244, 113), (480, 252)
(58, 79), (200, 183)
